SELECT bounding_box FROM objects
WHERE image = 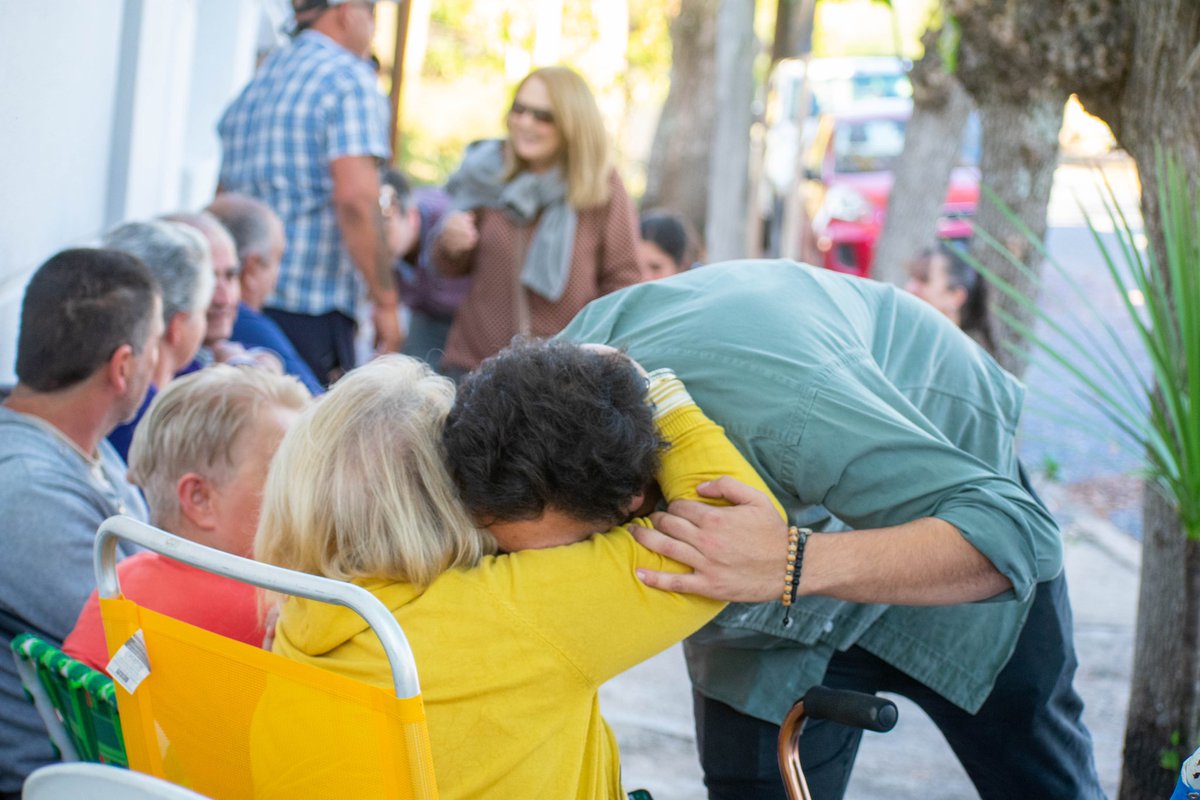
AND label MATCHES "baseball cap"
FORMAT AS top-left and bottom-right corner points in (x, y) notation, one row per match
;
(293, 0), (382, 11)
(291, 0), (391, 34)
